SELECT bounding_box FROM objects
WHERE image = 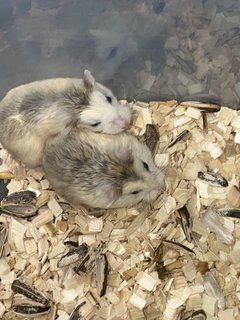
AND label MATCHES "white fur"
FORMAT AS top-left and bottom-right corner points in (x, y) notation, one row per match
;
(79, 86), (132, 134)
